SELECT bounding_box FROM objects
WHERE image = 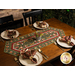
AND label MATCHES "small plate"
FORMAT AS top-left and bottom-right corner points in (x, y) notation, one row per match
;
(60, 52), (72, 64)
(33, 21), (49, 29)
(57, 36), (75, 48)
(19, 52), (43, 66)
(1, 29), (19, 39)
